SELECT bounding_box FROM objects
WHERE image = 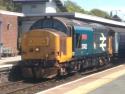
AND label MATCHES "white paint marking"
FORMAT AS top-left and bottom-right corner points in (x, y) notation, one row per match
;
(81, 44), (87, 49)
(36, 64), (125, 94)
(100, 33), (106, 51)
(0, 64), (13, 69)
